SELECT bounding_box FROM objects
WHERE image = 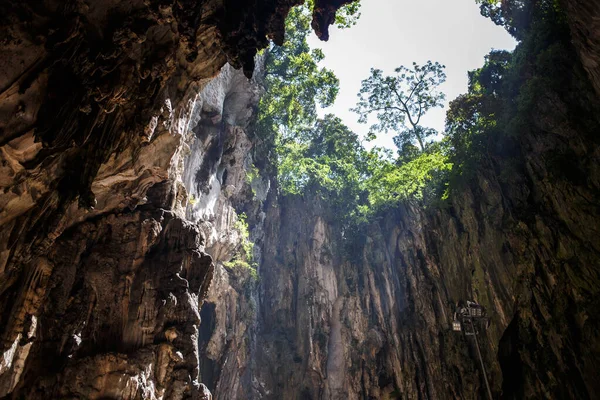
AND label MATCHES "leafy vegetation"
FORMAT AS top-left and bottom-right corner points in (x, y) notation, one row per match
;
(444, 0), (593, 190)
(256, 6), (339, 141)
(224, 212), (257, 280)
(306, 0), (362, 29)
(256, 5), (452, 230)
(277, 114), (371, 225)
(352, 60), (452, 208)
(253, 0), (596, 238)
(444, 50), (510, 180)
(363, 144), (452, 208)
(353, 61), (446, 151)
